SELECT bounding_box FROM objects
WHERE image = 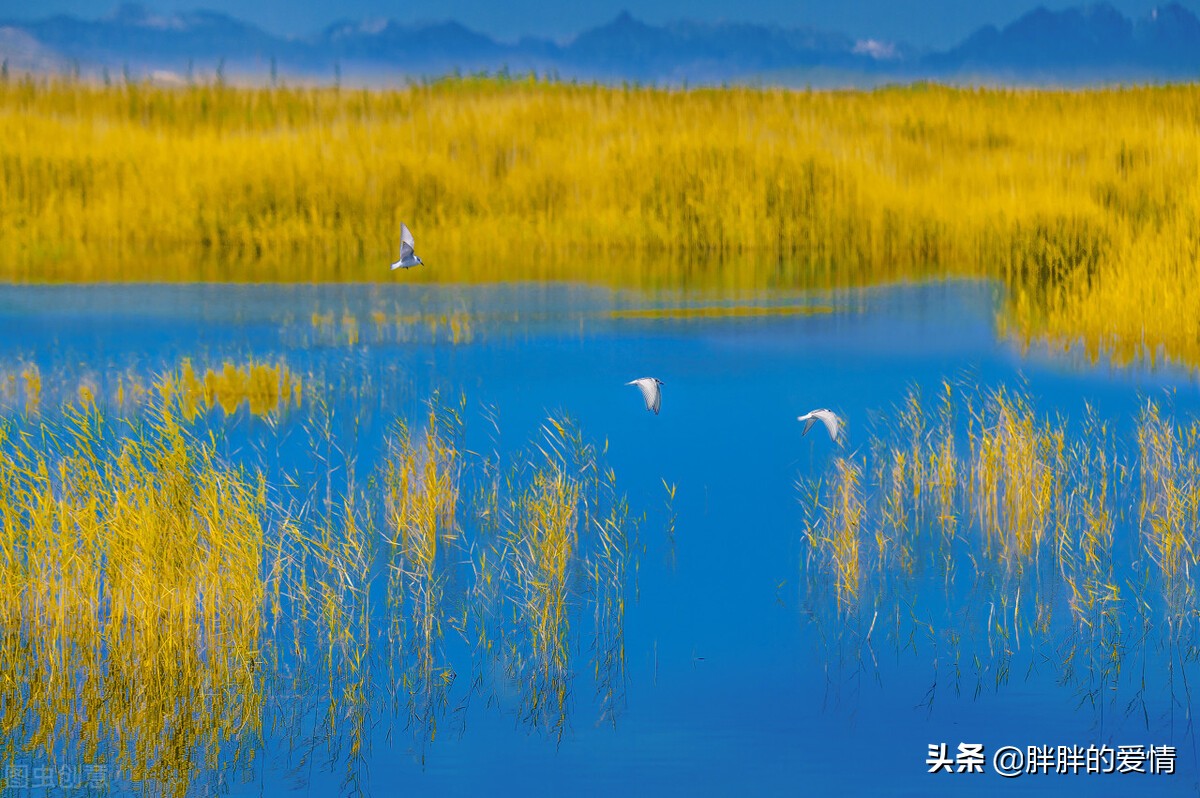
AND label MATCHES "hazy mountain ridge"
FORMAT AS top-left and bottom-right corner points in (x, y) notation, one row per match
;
(3, 2), (1200, 84)
(929, 2), (1200, 74)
